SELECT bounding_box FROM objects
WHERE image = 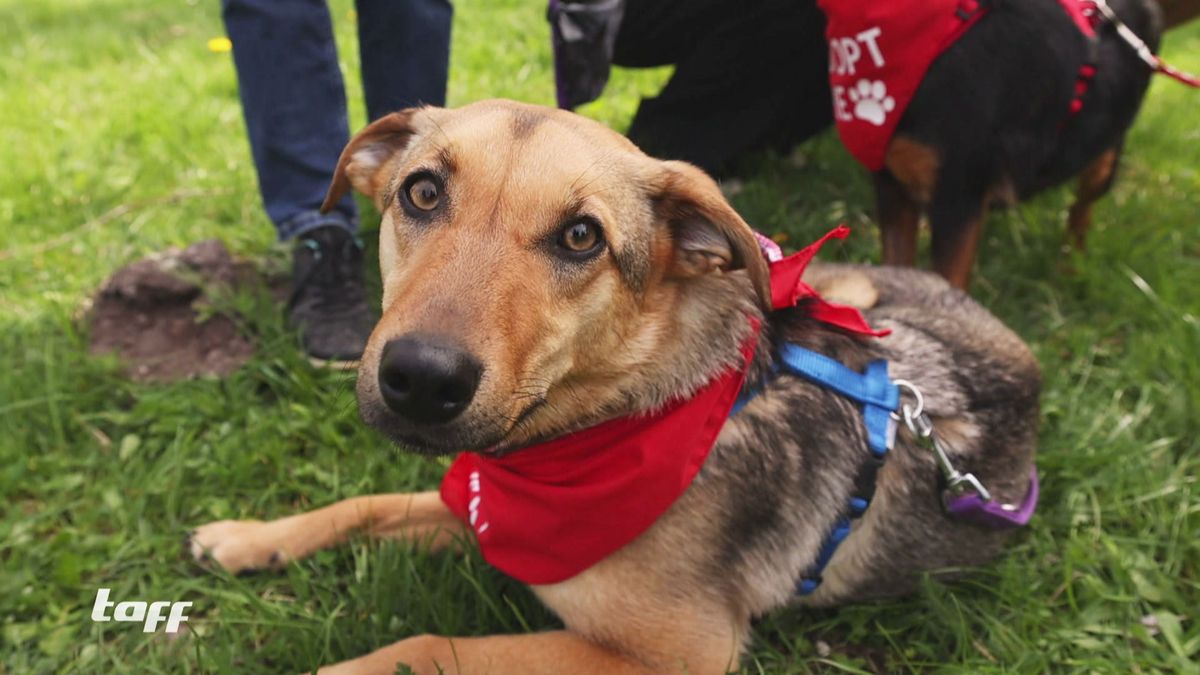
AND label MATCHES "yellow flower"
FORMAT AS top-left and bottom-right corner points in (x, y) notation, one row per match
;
(207, 37), (232, 53)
